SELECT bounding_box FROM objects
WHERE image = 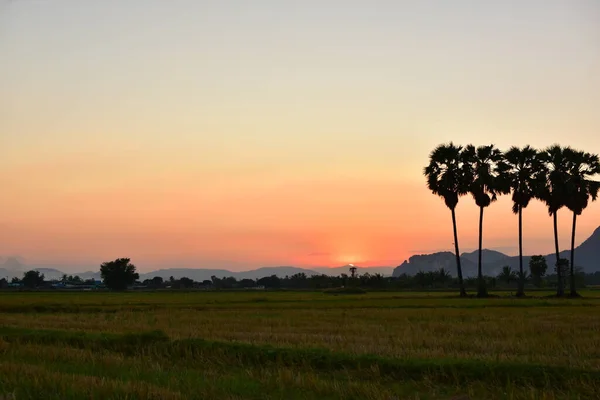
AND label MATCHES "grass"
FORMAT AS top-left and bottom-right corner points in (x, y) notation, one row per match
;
(1, 291), (600, 399)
